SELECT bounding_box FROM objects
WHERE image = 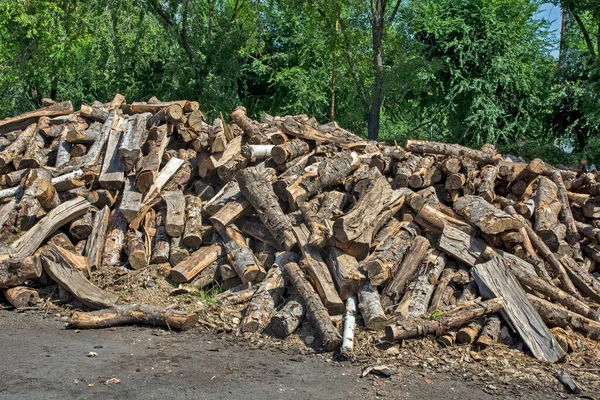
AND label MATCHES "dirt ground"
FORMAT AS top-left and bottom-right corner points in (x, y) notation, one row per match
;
(0, 309), (581, 400)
